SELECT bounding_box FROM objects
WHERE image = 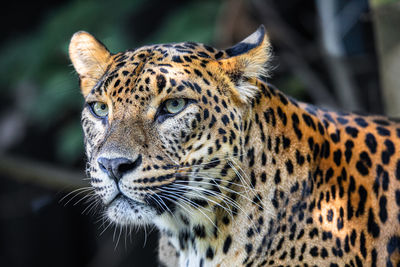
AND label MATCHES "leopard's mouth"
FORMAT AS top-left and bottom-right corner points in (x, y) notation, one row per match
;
(105, 182), (185, 219)
(92, 171), (190, 224)
(106, 193), (141, 207)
